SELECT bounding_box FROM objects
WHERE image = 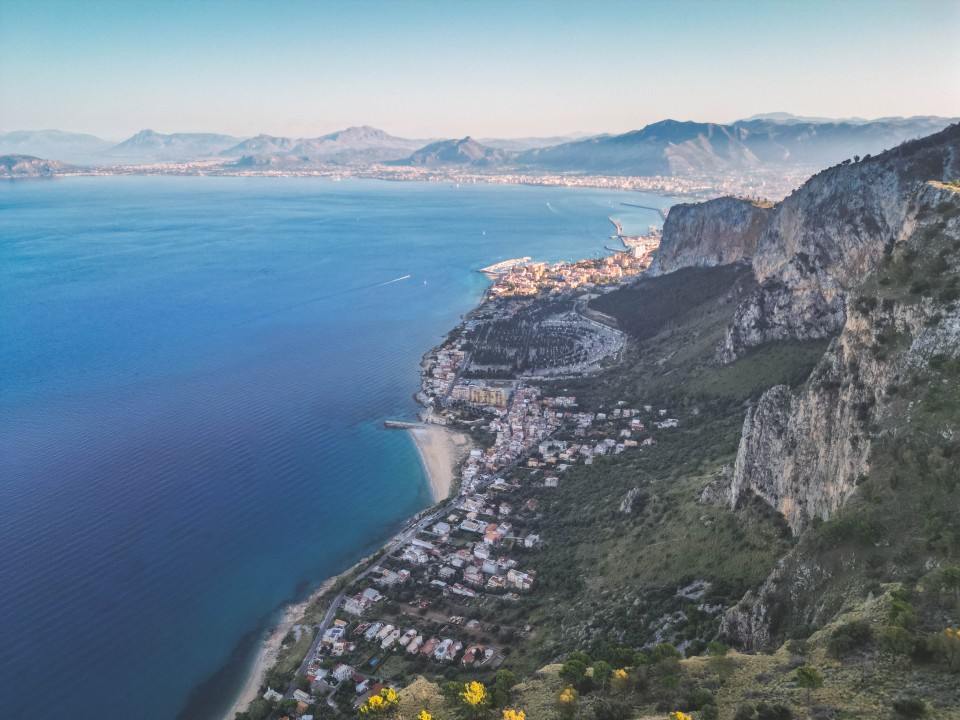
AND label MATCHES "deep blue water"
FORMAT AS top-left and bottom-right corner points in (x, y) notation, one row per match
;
(0, 176), (673, 720)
